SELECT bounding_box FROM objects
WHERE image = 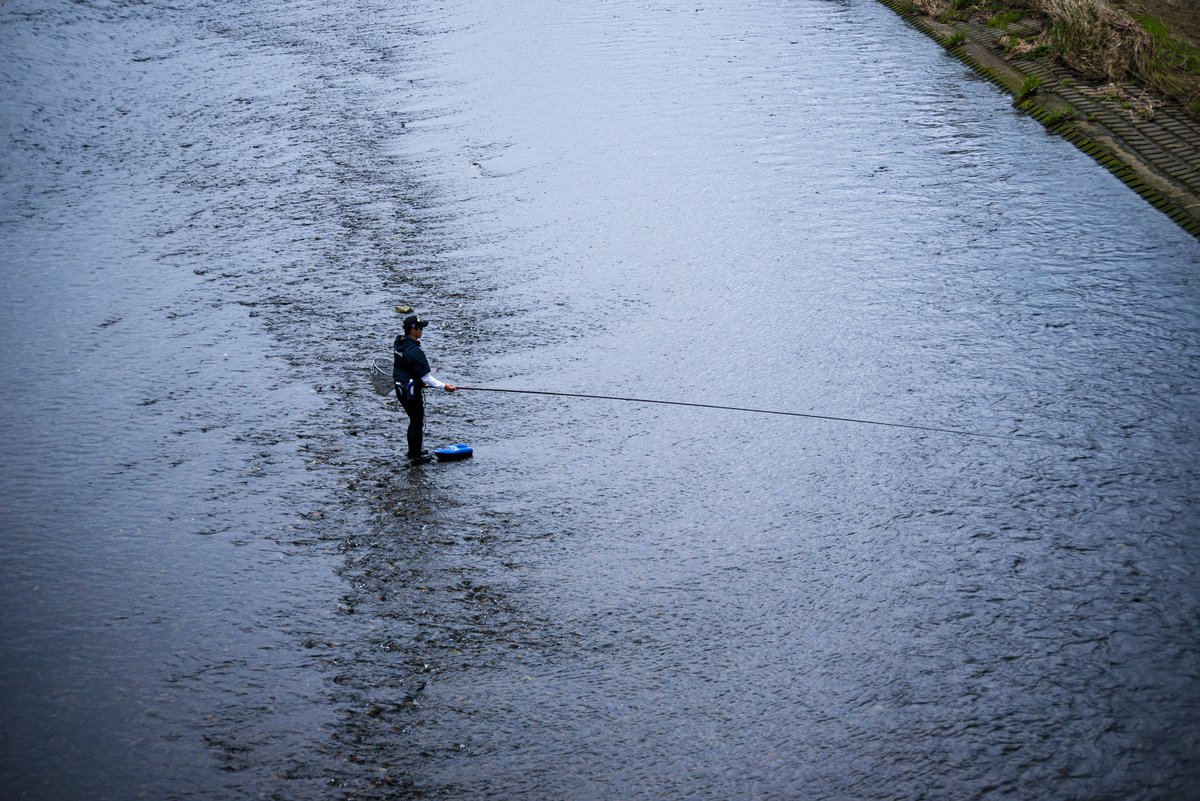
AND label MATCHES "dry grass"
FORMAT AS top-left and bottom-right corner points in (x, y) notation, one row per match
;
(910, 0), (950, 16)
(1081, 80), (1163, 117)
(1036, 0), (1153, 80)
(1042, 0), (1199, 114)
(999, 33), (1046, 58)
